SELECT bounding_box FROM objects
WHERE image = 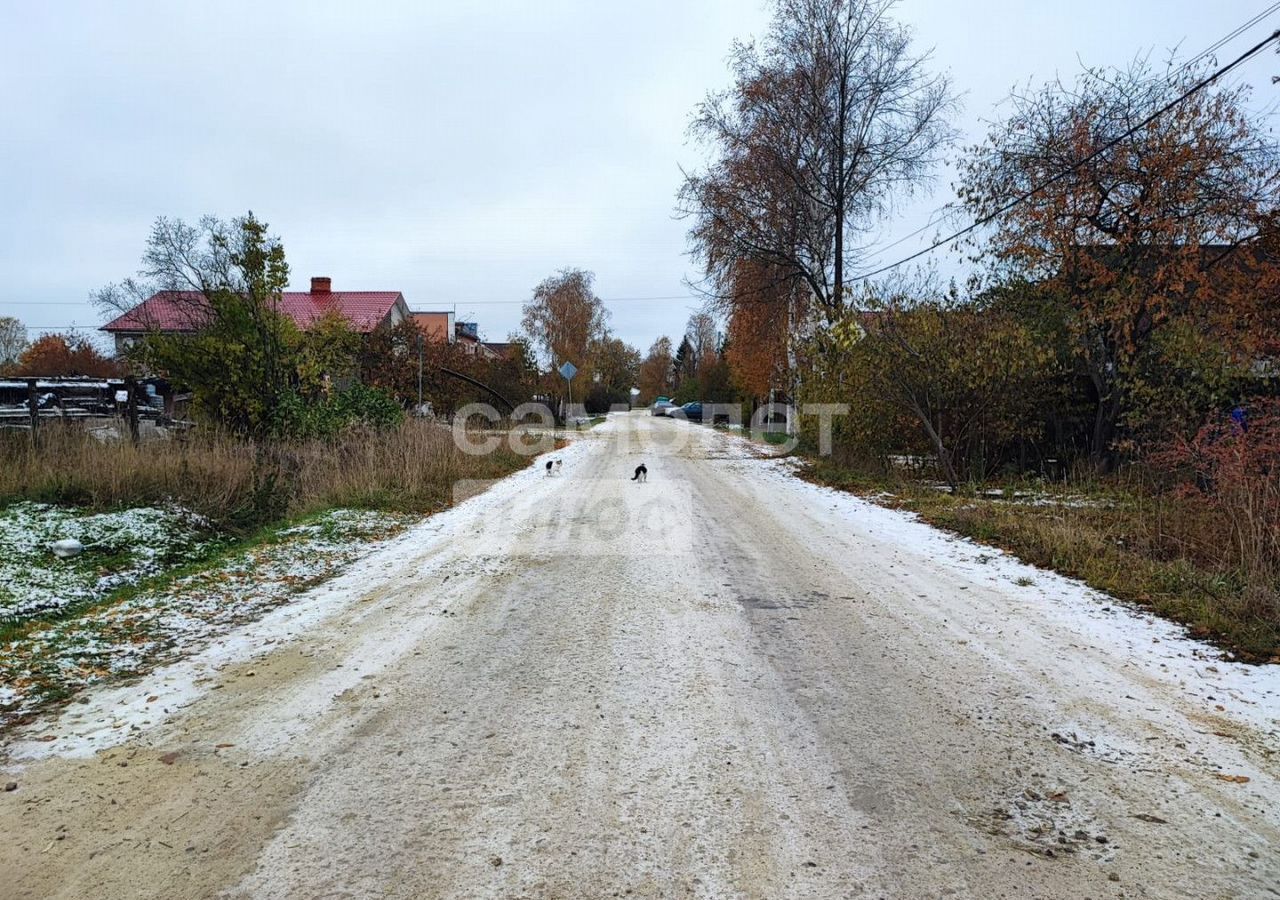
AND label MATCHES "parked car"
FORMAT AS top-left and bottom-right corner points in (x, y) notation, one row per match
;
(651, 399), (676, 417)
(678, 401), (704, 422)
